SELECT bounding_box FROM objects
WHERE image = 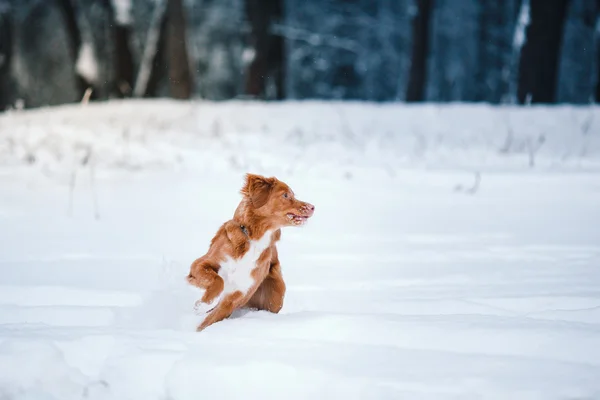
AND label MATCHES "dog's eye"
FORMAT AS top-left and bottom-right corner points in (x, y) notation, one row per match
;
(283, 192), (289, 199)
